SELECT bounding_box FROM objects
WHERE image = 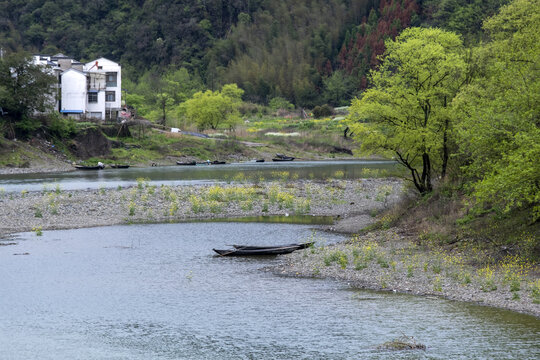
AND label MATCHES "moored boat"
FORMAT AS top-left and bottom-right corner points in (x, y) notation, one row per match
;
(213, 244), (302, 256)
(74, 164), (104, 170)
(272, 153), (295, 161)
(110, 164), (130, 169)
(231, 242), (314, 250)
(176, 161), (197, 166)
